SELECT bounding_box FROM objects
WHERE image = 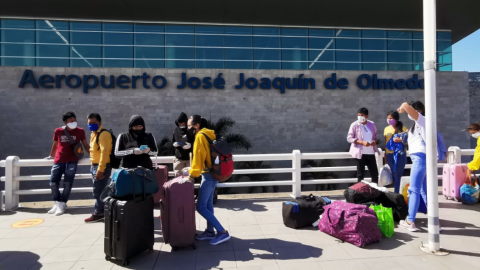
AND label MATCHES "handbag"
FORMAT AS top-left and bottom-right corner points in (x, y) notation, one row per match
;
(62, 127), (84, 159)
(108, 167), (159, 198)
(370, 204), (394, 238)
(460, 171), (480, 205)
